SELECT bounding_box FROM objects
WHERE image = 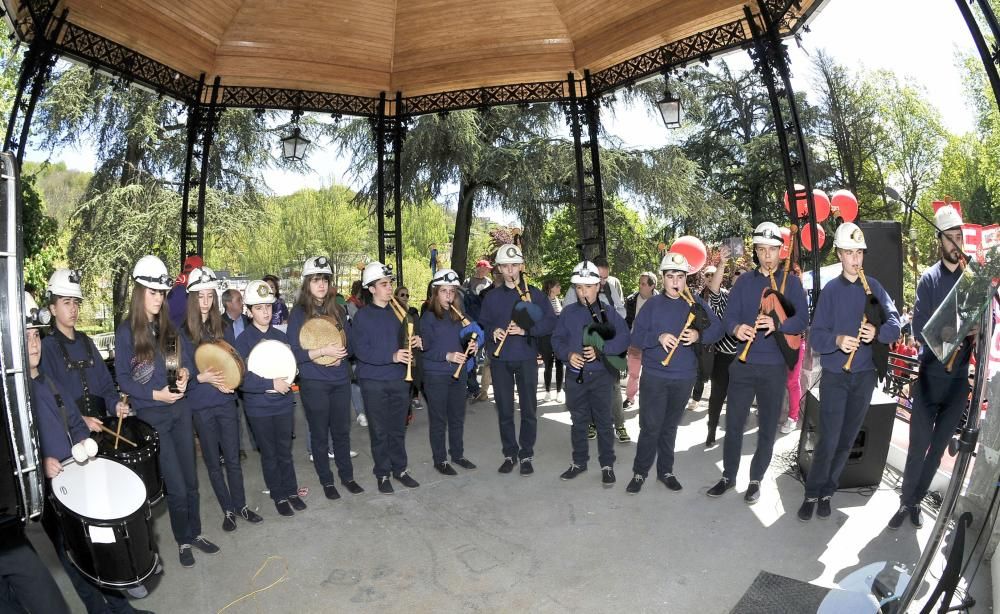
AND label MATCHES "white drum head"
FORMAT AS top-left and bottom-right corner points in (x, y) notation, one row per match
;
(53, 457), (145, 519)
(247, 339), (297, 383)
